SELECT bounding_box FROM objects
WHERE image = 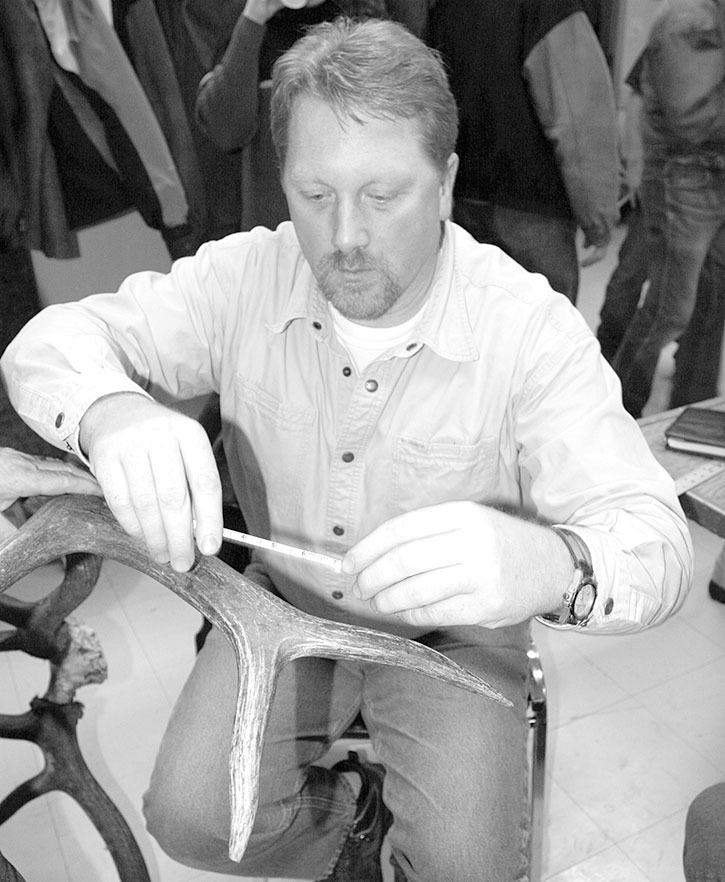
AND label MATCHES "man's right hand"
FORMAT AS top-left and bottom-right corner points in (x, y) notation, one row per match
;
(80, 393), (222, 572)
